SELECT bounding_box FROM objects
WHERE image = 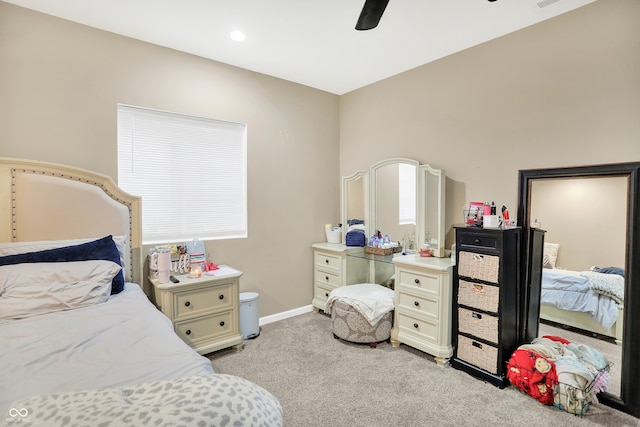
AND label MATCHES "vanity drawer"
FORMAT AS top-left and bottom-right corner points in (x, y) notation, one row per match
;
(314, 269), (341, 287)
(397, 288), (439, 319)
(174, 282), (233, 320)
(175, 310), (234, 346)
(396, 312), (438, 343)
(458, 251), (499, 284)
(314, 283), (335, 308)
(456, 334), (499, 375)
(314, 251), (342, 273)
(397, 269), (439, 295)
(457, 280), (499, 313)
(458, 307), (498, 344)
